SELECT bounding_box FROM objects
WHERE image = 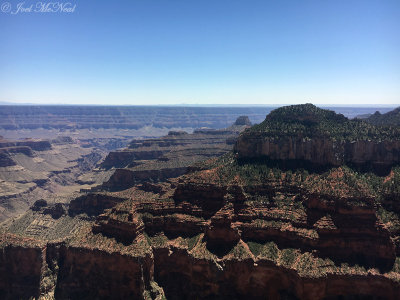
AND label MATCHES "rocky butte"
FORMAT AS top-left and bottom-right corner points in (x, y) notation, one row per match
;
(1, 104), (400, 299)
